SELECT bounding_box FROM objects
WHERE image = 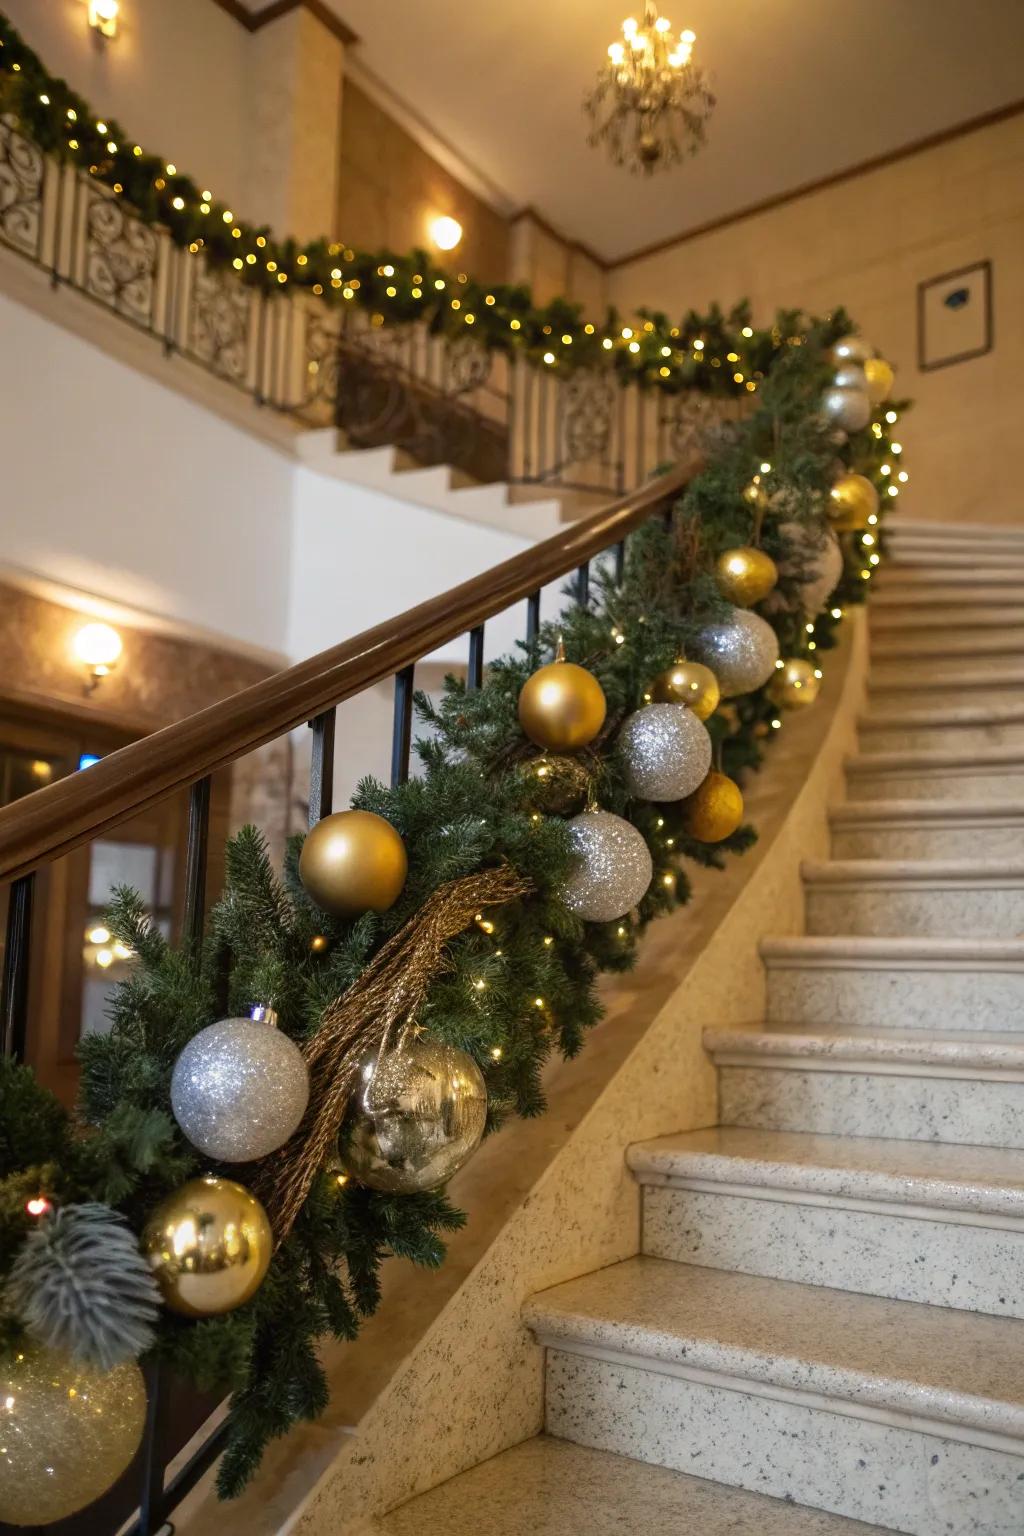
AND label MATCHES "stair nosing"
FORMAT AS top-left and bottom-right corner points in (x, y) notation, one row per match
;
(845, 745), (1024, 773)
(760, 934), (1024, 971)
(705, 1024), (1024, 1078)
(801, 856), (1024, 889)
(829, 798), (1024, 825)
